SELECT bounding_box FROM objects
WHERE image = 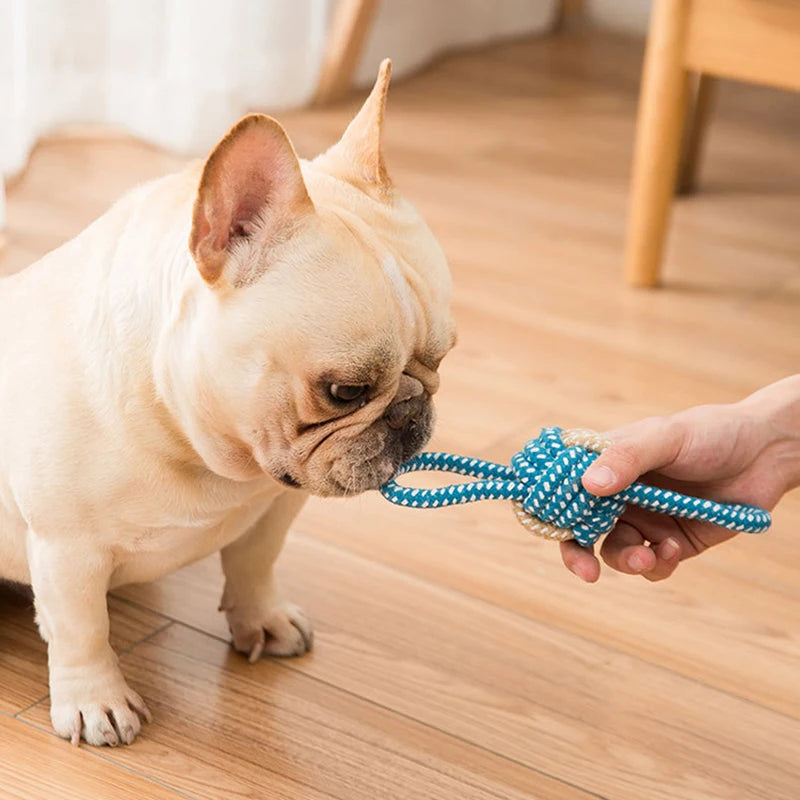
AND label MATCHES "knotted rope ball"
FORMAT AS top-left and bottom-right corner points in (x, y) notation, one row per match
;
(380, 427), (771, 547)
